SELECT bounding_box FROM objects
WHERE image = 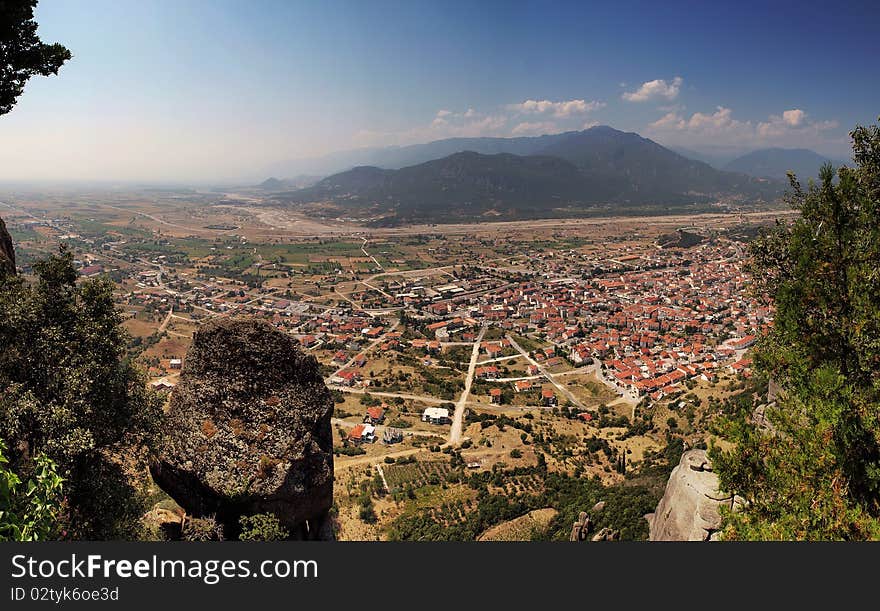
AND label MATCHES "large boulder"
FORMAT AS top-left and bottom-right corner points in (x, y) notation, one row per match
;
(151, 318), (335, 540)
(647, 449), (738, 541)
(0, 216), (15, 277)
